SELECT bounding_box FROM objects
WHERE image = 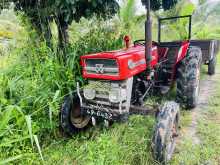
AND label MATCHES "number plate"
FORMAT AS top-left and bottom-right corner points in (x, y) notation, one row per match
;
(84, 109), (113, 120)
